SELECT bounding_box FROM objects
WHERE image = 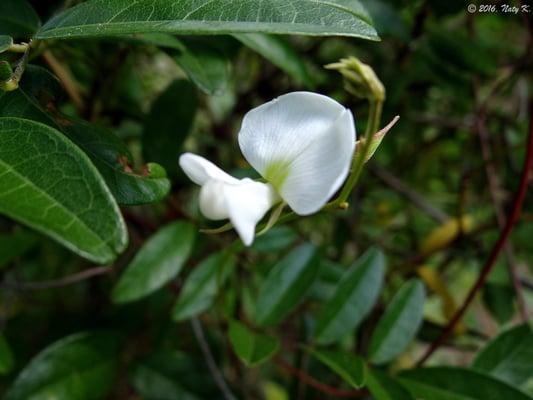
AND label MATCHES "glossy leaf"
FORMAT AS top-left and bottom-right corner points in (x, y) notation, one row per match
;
(0, 35), (13, 53)
(112, 221), (195, 304)
(234, 33), (314, 87)
(308, 348), (366, 389)
(0, 230), (37, 269)
(229, 320), (280, 366)
(368, 279), (425, 364)
(399, 367), (533, 400)
(172, 252), (235, 321)
(0, 334), (14, 375)
(254, 243), (321, 327)
(0, 117), (127, 264)
(314, 248), (385, 345)
(0, 0), (40, 38)
(366, 369), (414, 400)
(143, 79), (197, 174)
(472, 324), (533, 386)
(5, 331), (120, 400)
(36, 0), (378, 40)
